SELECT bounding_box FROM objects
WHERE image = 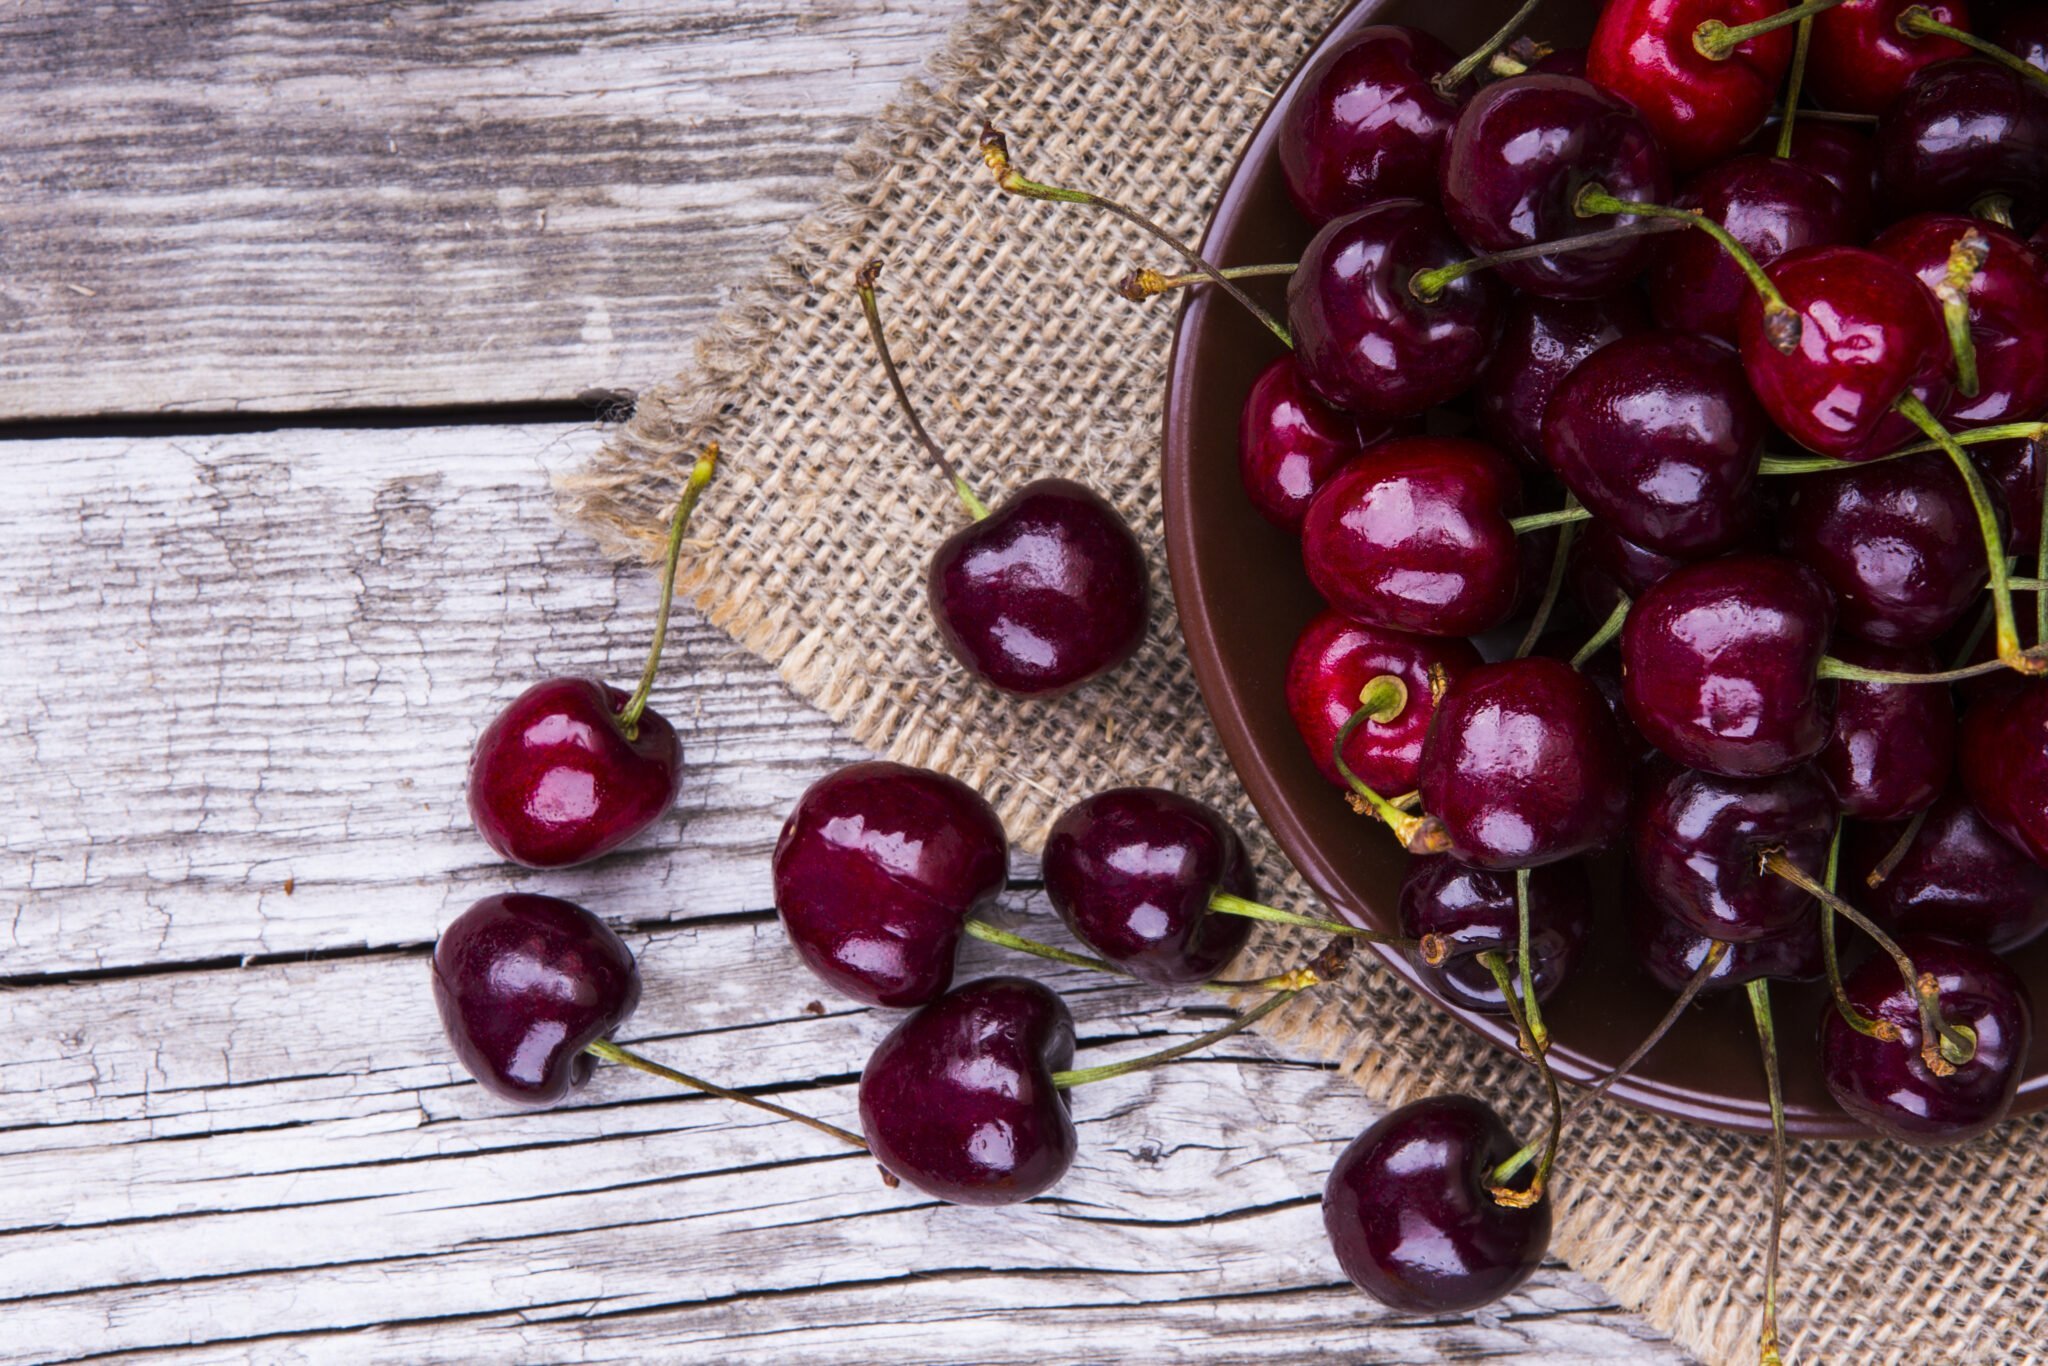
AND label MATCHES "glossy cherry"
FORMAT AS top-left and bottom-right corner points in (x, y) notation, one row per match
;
(1808, 0), (1975, 114)
(1043, 787), (1255, 985)
(1848, 785), (2048, 950)
(1299, 437), (1524, 637)
(859, 976), (1077, 1204)
(1473, 291), (1651, 469)
(1417, 656), (1632, 869)
(1621, 554), (1837, 777)
(1239, 355), (1399, 532)
(1287, 199), (1507, 420)
(1323, 1095), (1551, 1313)
(1285, 610), (1482, 793)
(1747, 119), (1879, 237)
(1821, 934), (2030, 1144)
(1398, 856), (1591, 1012)
(1817, 639), (1957, 820)
(432, 893), (640, 1106)
(1960, 677), (2048, 866)
(1535, 630), (1651, 765)
(1631, 888), (1825, 994)
(1440, 75), (1671, 299)
(1278, 24), (1466, 225)
(1585, 0), (1794, 170)
(772, 761), (1008, 1008)
(1648, 157), (1853, 344)
(1566, 518), (1691, 620)
(1630, 759), (1836, 942)
(1874, 59), (2048, 227)
(1541, 330), (1766, 556)
(1874, 214), (2048, 429)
